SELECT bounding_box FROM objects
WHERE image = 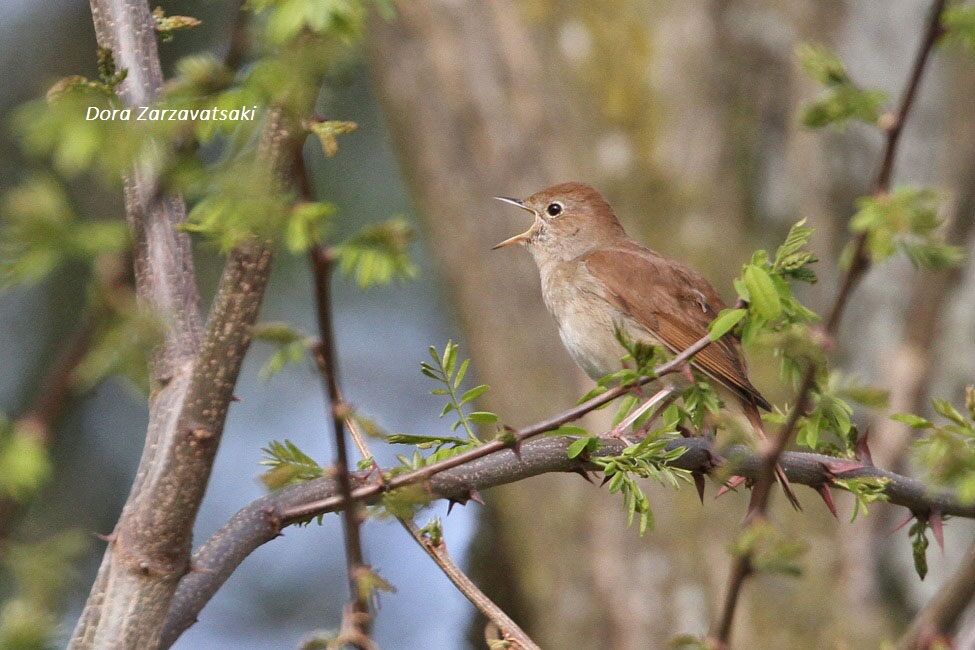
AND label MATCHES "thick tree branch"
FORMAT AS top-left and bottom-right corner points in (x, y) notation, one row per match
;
(712, 1), (948, 645)
(71, 3), (283, 646)
(160, 432), (975, 645)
